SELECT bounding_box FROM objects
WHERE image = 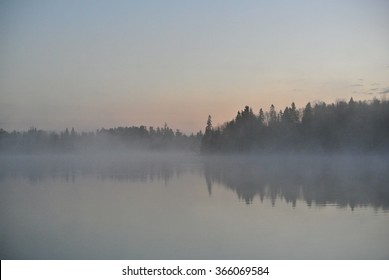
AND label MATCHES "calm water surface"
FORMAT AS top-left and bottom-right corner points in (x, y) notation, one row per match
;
(1, 154), (388, 259)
